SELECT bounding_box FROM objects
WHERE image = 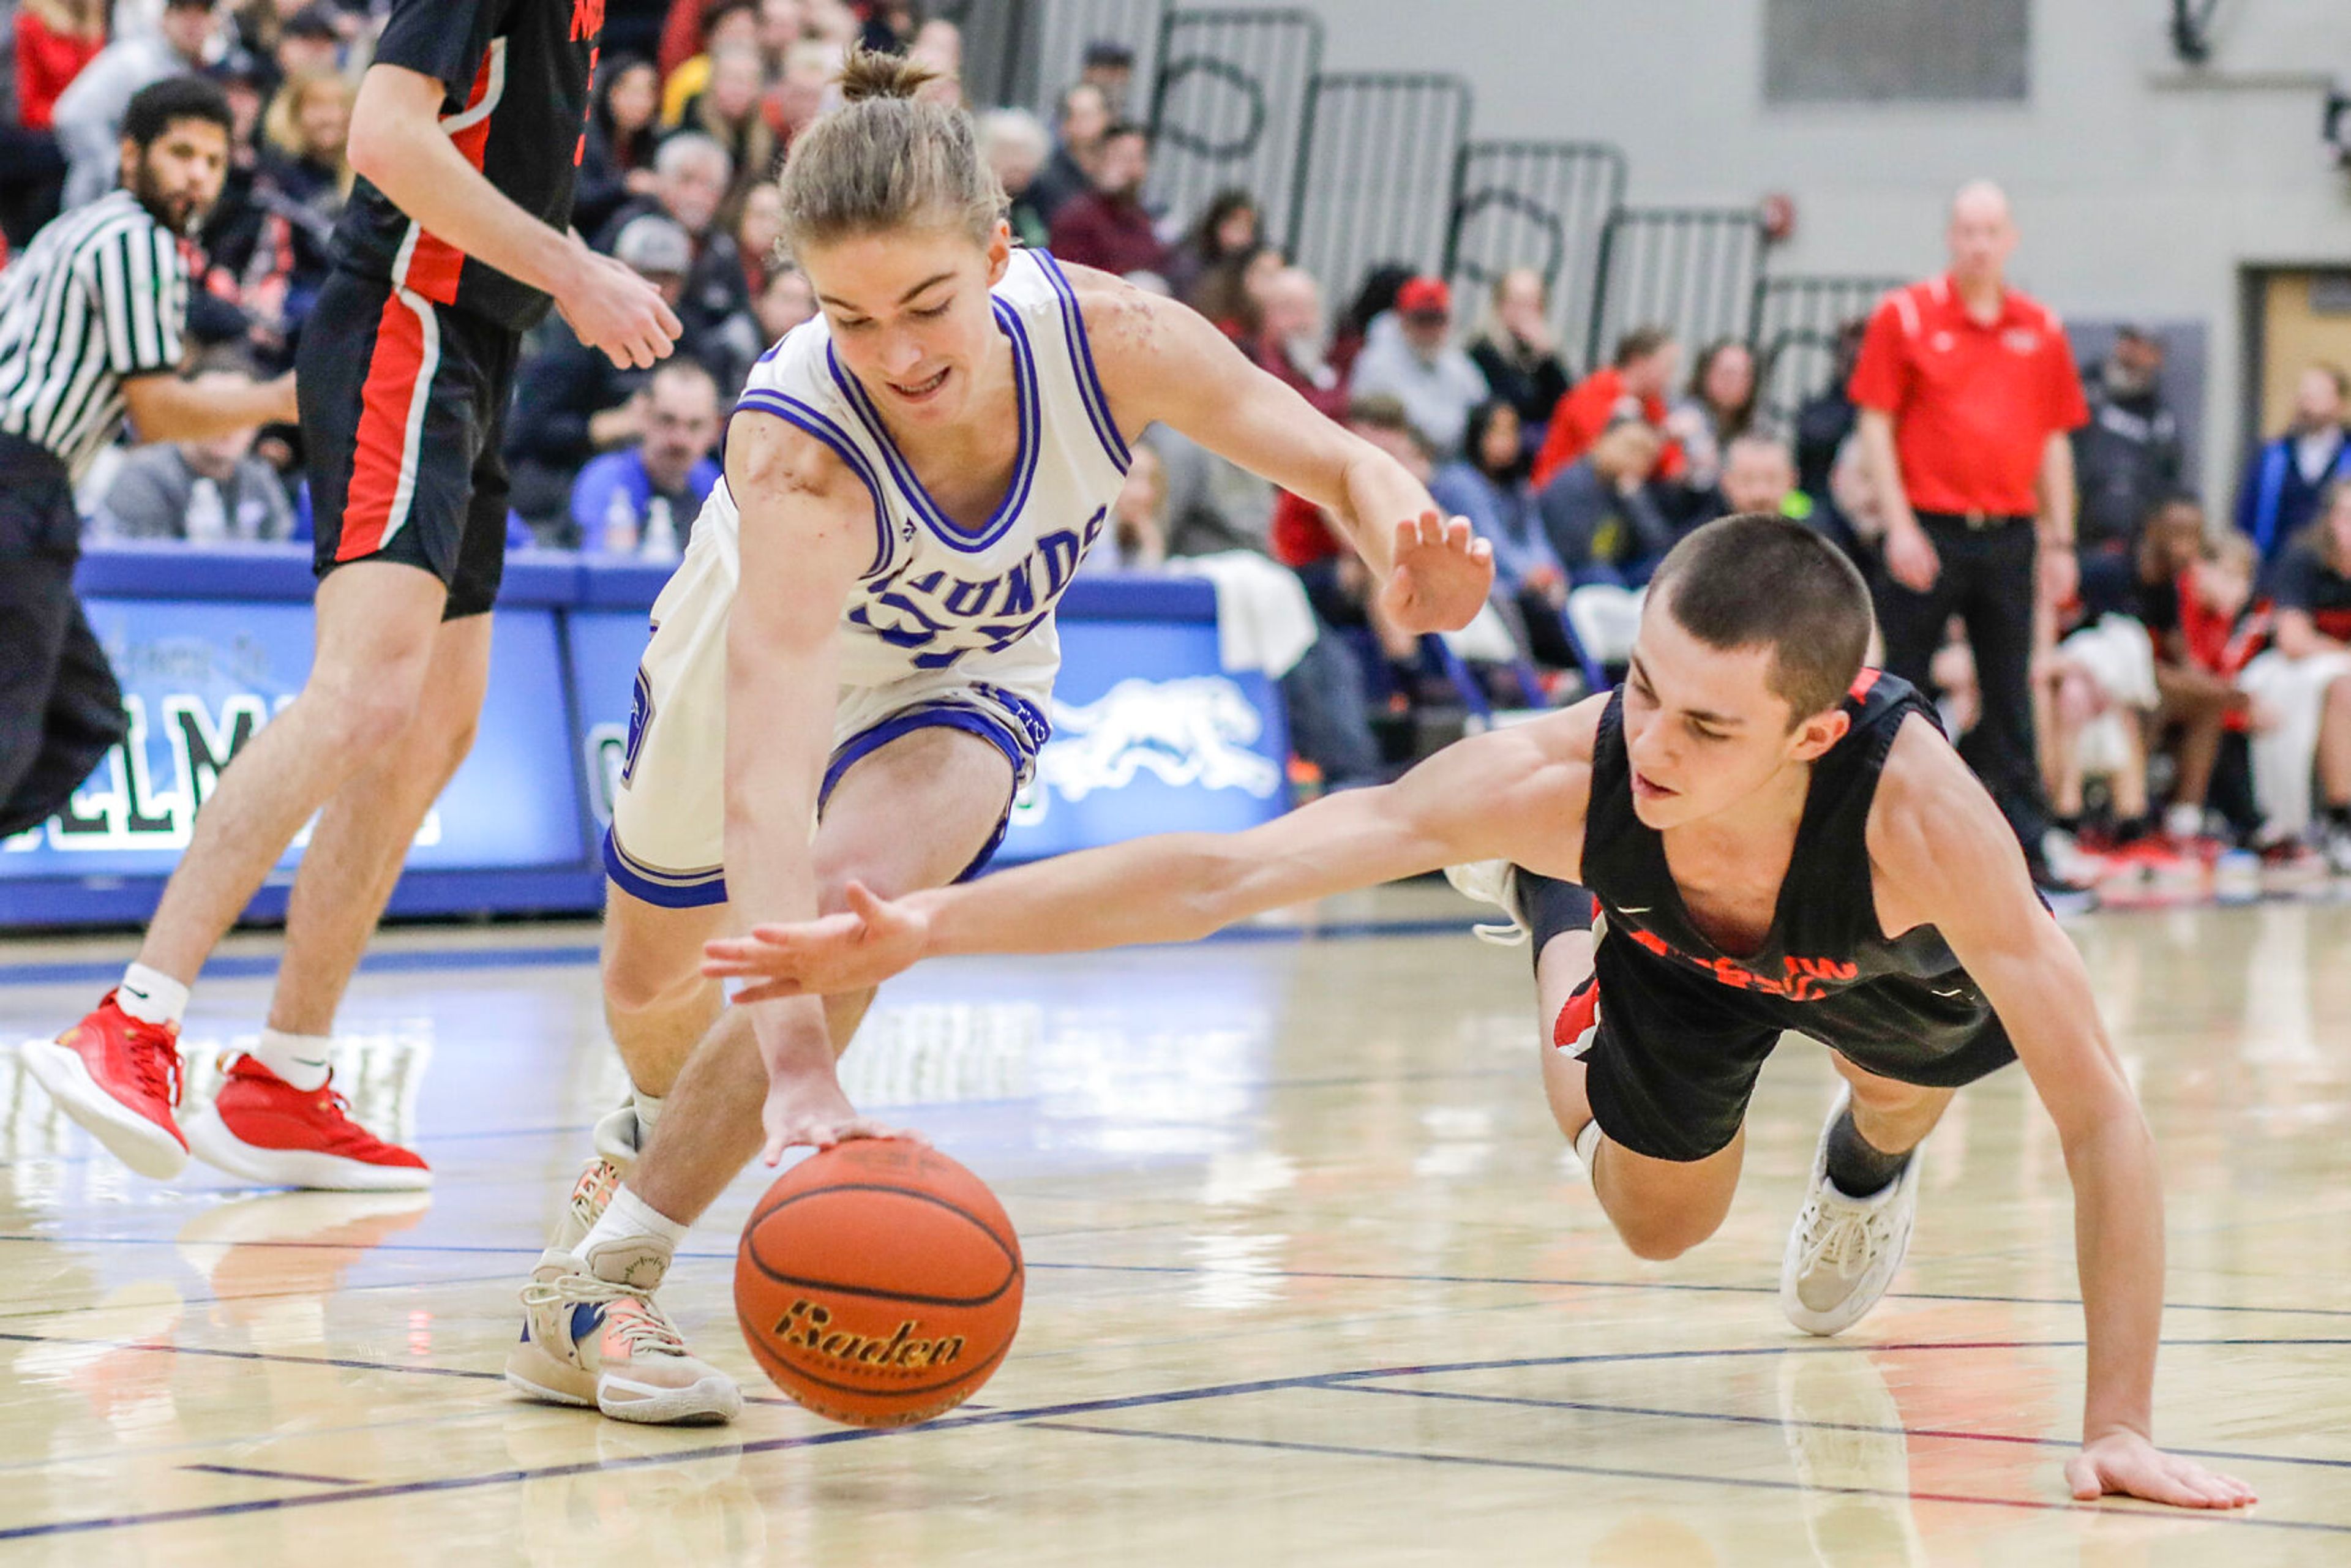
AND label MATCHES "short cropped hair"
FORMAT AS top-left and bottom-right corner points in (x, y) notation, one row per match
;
(122, 76), (234, 152)
(1612, 324), (1674, 368)
(1648, 512), (1873, 724)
